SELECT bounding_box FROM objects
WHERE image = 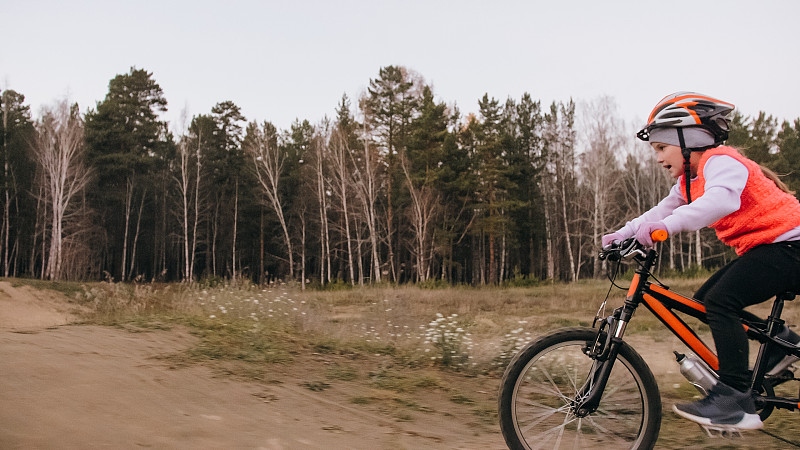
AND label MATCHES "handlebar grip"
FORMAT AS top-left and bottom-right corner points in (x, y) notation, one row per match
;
(650, 229), (668, 242)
